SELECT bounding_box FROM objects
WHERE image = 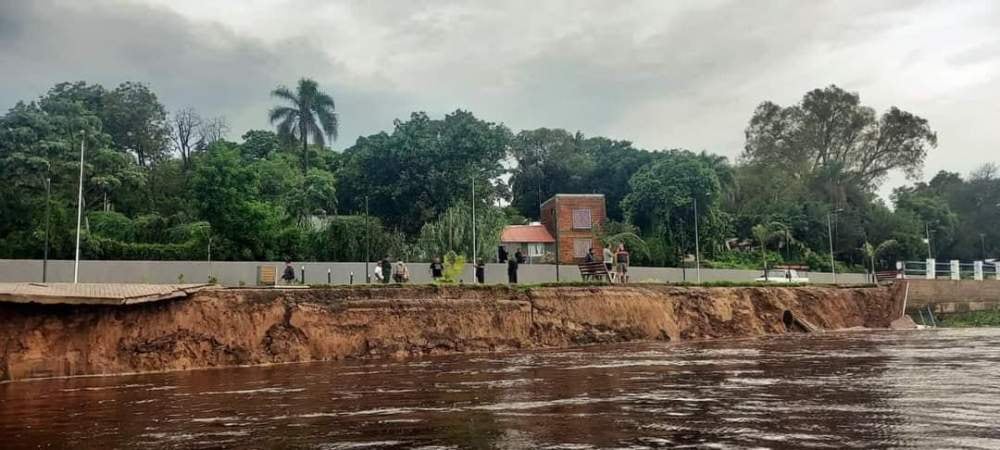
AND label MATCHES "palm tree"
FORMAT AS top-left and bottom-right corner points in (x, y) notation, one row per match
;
(862, 239), (898, 282)
(752, 222), (795, 280)
(268, 78), (338, 174)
